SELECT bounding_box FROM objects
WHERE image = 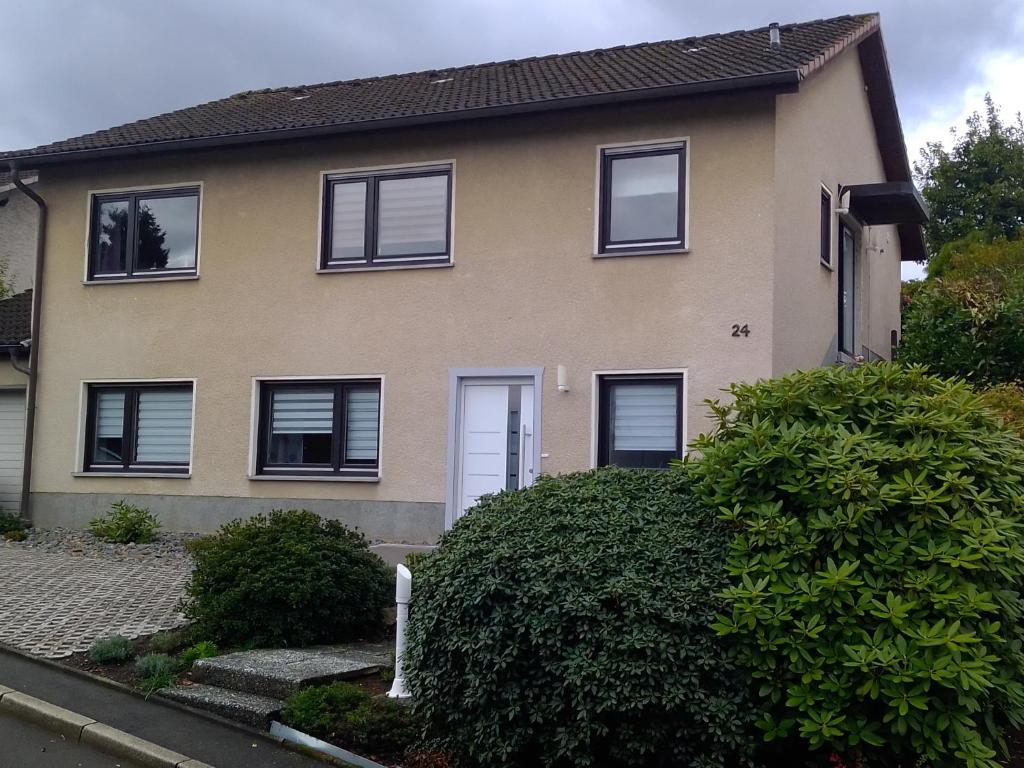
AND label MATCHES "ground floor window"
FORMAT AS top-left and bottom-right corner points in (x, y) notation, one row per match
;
(597, 373), (683, 469)
(256, 379), (381, 478)
(85, 383), (194, 473)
